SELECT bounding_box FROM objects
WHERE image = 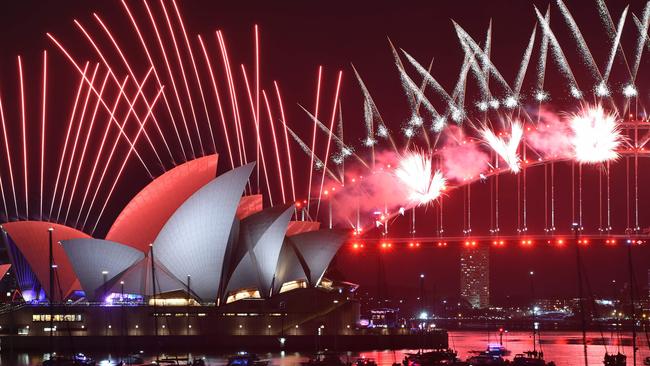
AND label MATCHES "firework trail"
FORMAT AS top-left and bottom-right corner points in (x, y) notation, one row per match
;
(482, 19), (492, 88)
(121, 0), (187, 162)
(455, 34), (490, 101)
(285, 125), (339, 183)
(534, 6), (581, 98)
(299, 106), (369, 169)
(603, 5), (629, 83)
(274, 82), (297, 203)
(401, 50), (457, 113)
(536, 6), (551, 95)
(351, 65), (381, 145)
(480, 122), (523, 173)
(92, 13), (177, 166)
(92, 87), (165, 234)
(556, 0), (603, 84)
(450, 54), (471, 120)
(389, 40), (440, 127)
(632, 3), (650, 80)
(514, 25), (537, 97)
(316, 71), (343, 217)
(453, 22), (513, 95)
(18, 57), (28, 219)
(306, 66), (322, 212)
